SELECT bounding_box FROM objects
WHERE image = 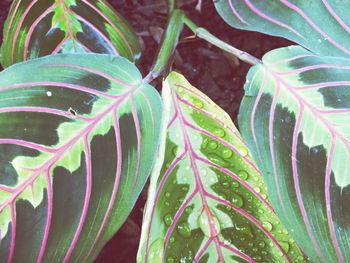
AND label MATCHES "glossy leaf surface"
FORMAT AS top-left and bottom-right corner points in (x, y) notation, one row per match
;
(0, 53), (162, 262)
(138, 72), (305, 263)
(214, 0), (350, 57)
(1, 0), (141, 68)
(238, 45), (350, 262)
